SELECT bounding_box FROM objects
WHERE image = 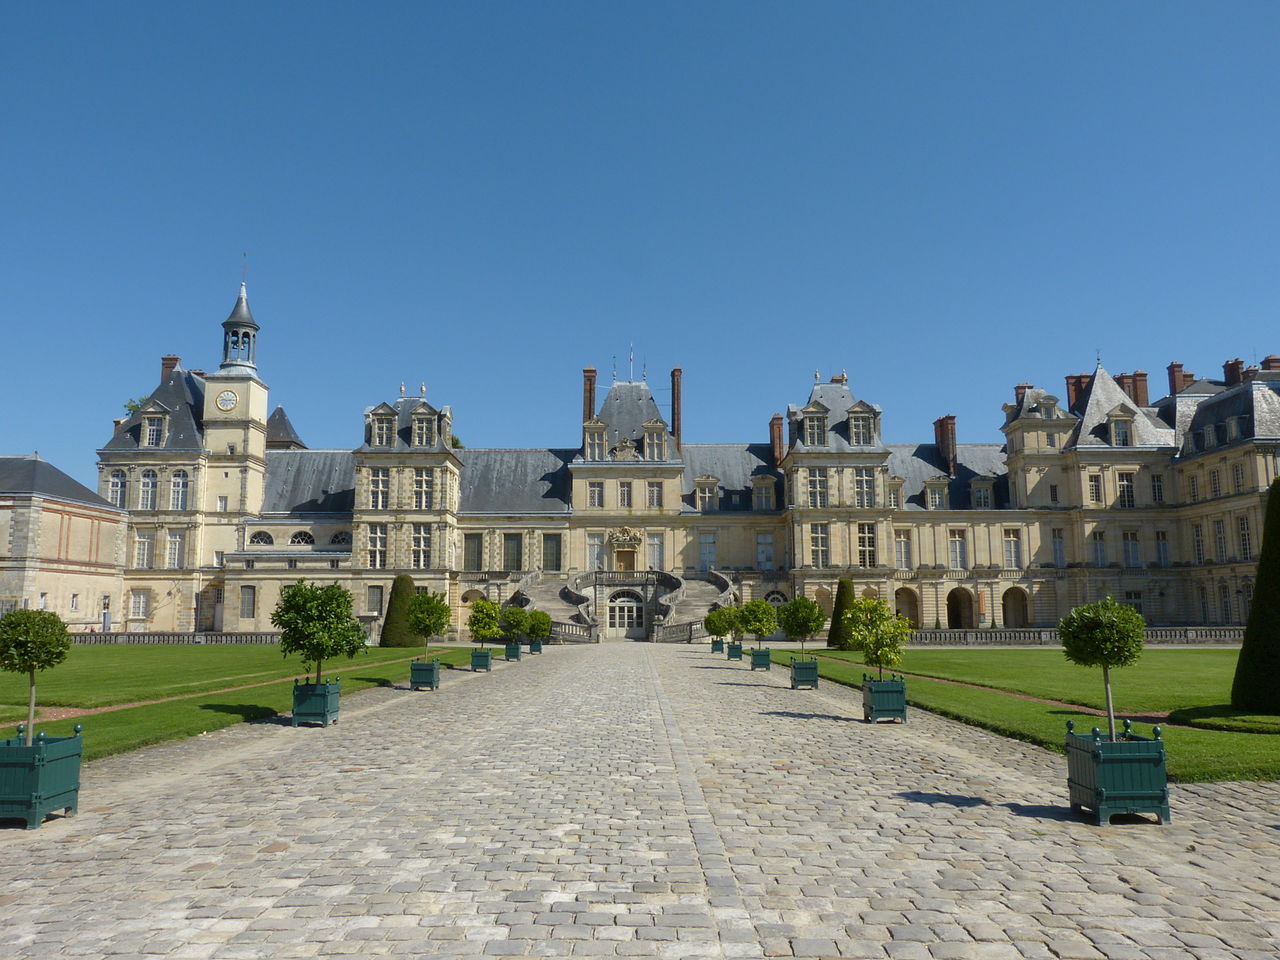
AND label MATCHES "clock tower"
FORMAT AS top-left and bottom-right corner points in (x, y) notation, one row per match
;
(202, 282), (269, 514)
